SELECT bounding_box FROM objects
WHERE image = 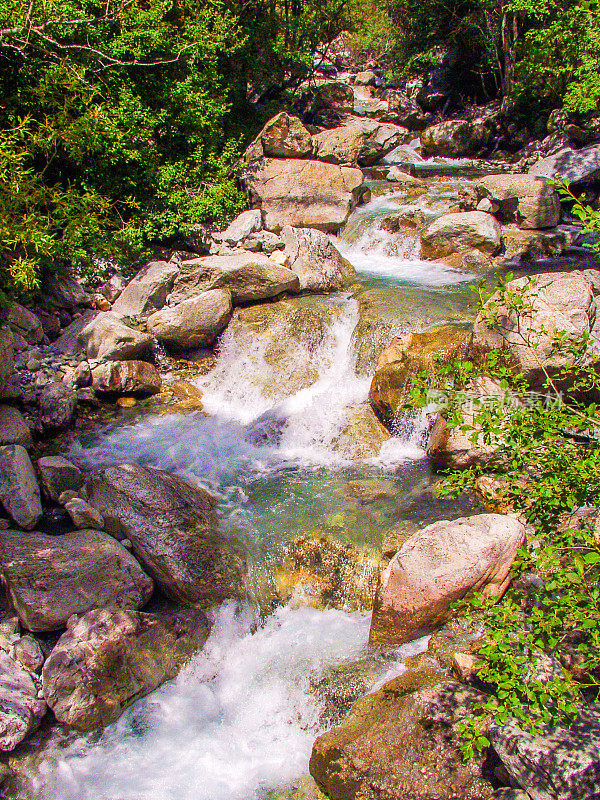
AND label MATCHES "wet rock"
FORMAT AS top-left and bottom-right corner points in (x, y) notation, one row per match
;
(168, 253), (299, 306)
(0, 446), (42, 530)
(421, 119), (488, 157)
(369, 513), (526, 646)
(86, 464), (245, 606)
(490, 707), (600, 800)
(332, 402), (391, 461)
(0, 528), (153, 632)
(91, 360), (162, 395)
(78, 312), (152, 362)
(310, 678), (493, 800)
(421, 211), (502, 260)
(0, 651), (46, 751)
(12, 636), (44, 674)
(36, 455), (84, 502)
(241, 158), (365, 234)
(220, 210), (263, 245)
(0, 406), (31, 448)
(6, 304), (44, 346)
(42, 606), (209, 730)
(244, 409), (287, 447)
(476, 174), (560, 229)
(147, 289), (232, 349)
(111, 261), (179, 318)
(369, 326), (471, 424)
(529, 142), (600, 185)
(64, 497), (104, 529)
(282, 226), (356, 292)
